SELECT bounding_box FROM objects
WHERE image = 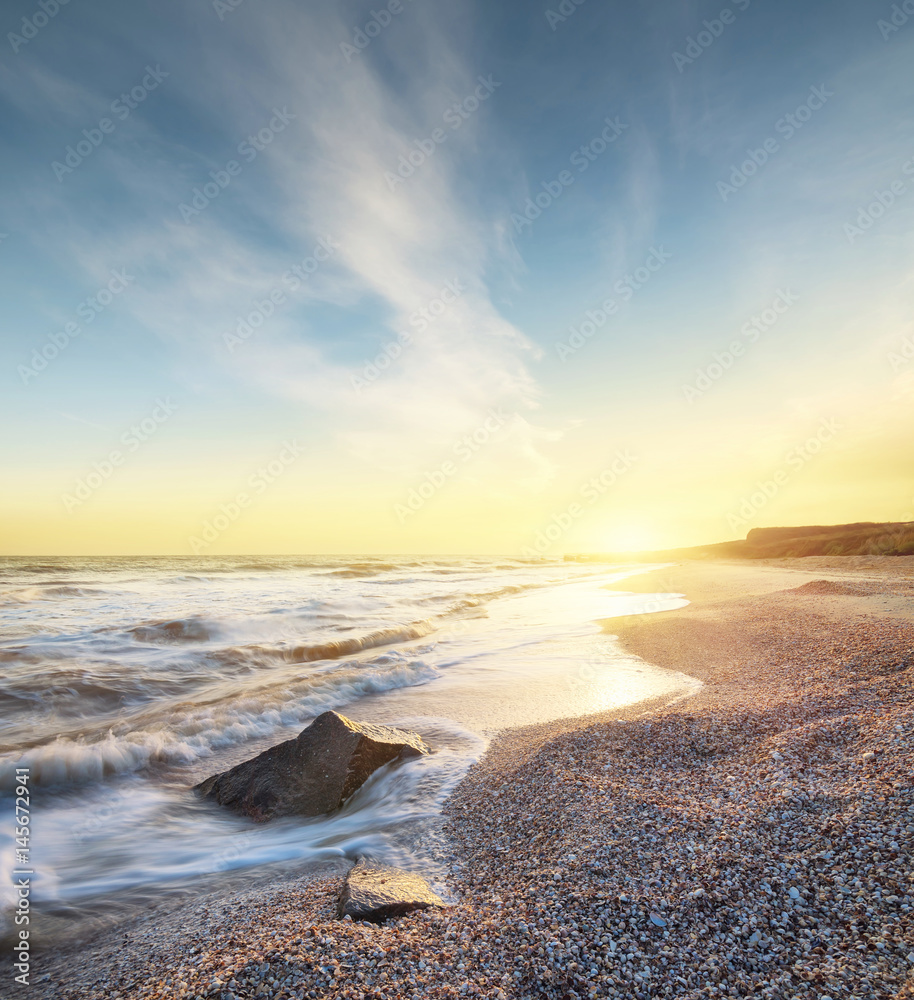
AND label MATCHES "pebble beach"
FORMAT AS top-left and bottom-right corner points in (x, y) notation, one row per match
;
(9, 557), (914, 1000)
